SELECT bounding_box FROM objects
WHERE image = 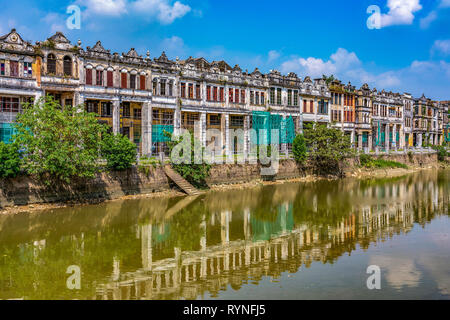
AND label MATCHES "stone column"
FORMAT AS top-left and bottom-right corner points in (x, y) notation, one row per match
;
(200, 112), (206, 148)
(385, 124), (390, 152)
(350, 130), (355, 149)
(244, 114), (250, 162)
(281, 114), (287, 156)
(392, 124), (397, 150)
(358, 134), (363, 151)
(113, 100), (120, 135)
(224, 113), (231, 159)
(368, 134), (373, 152)
(299, 96), (304, 134)
(141, 101), (152, 156)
